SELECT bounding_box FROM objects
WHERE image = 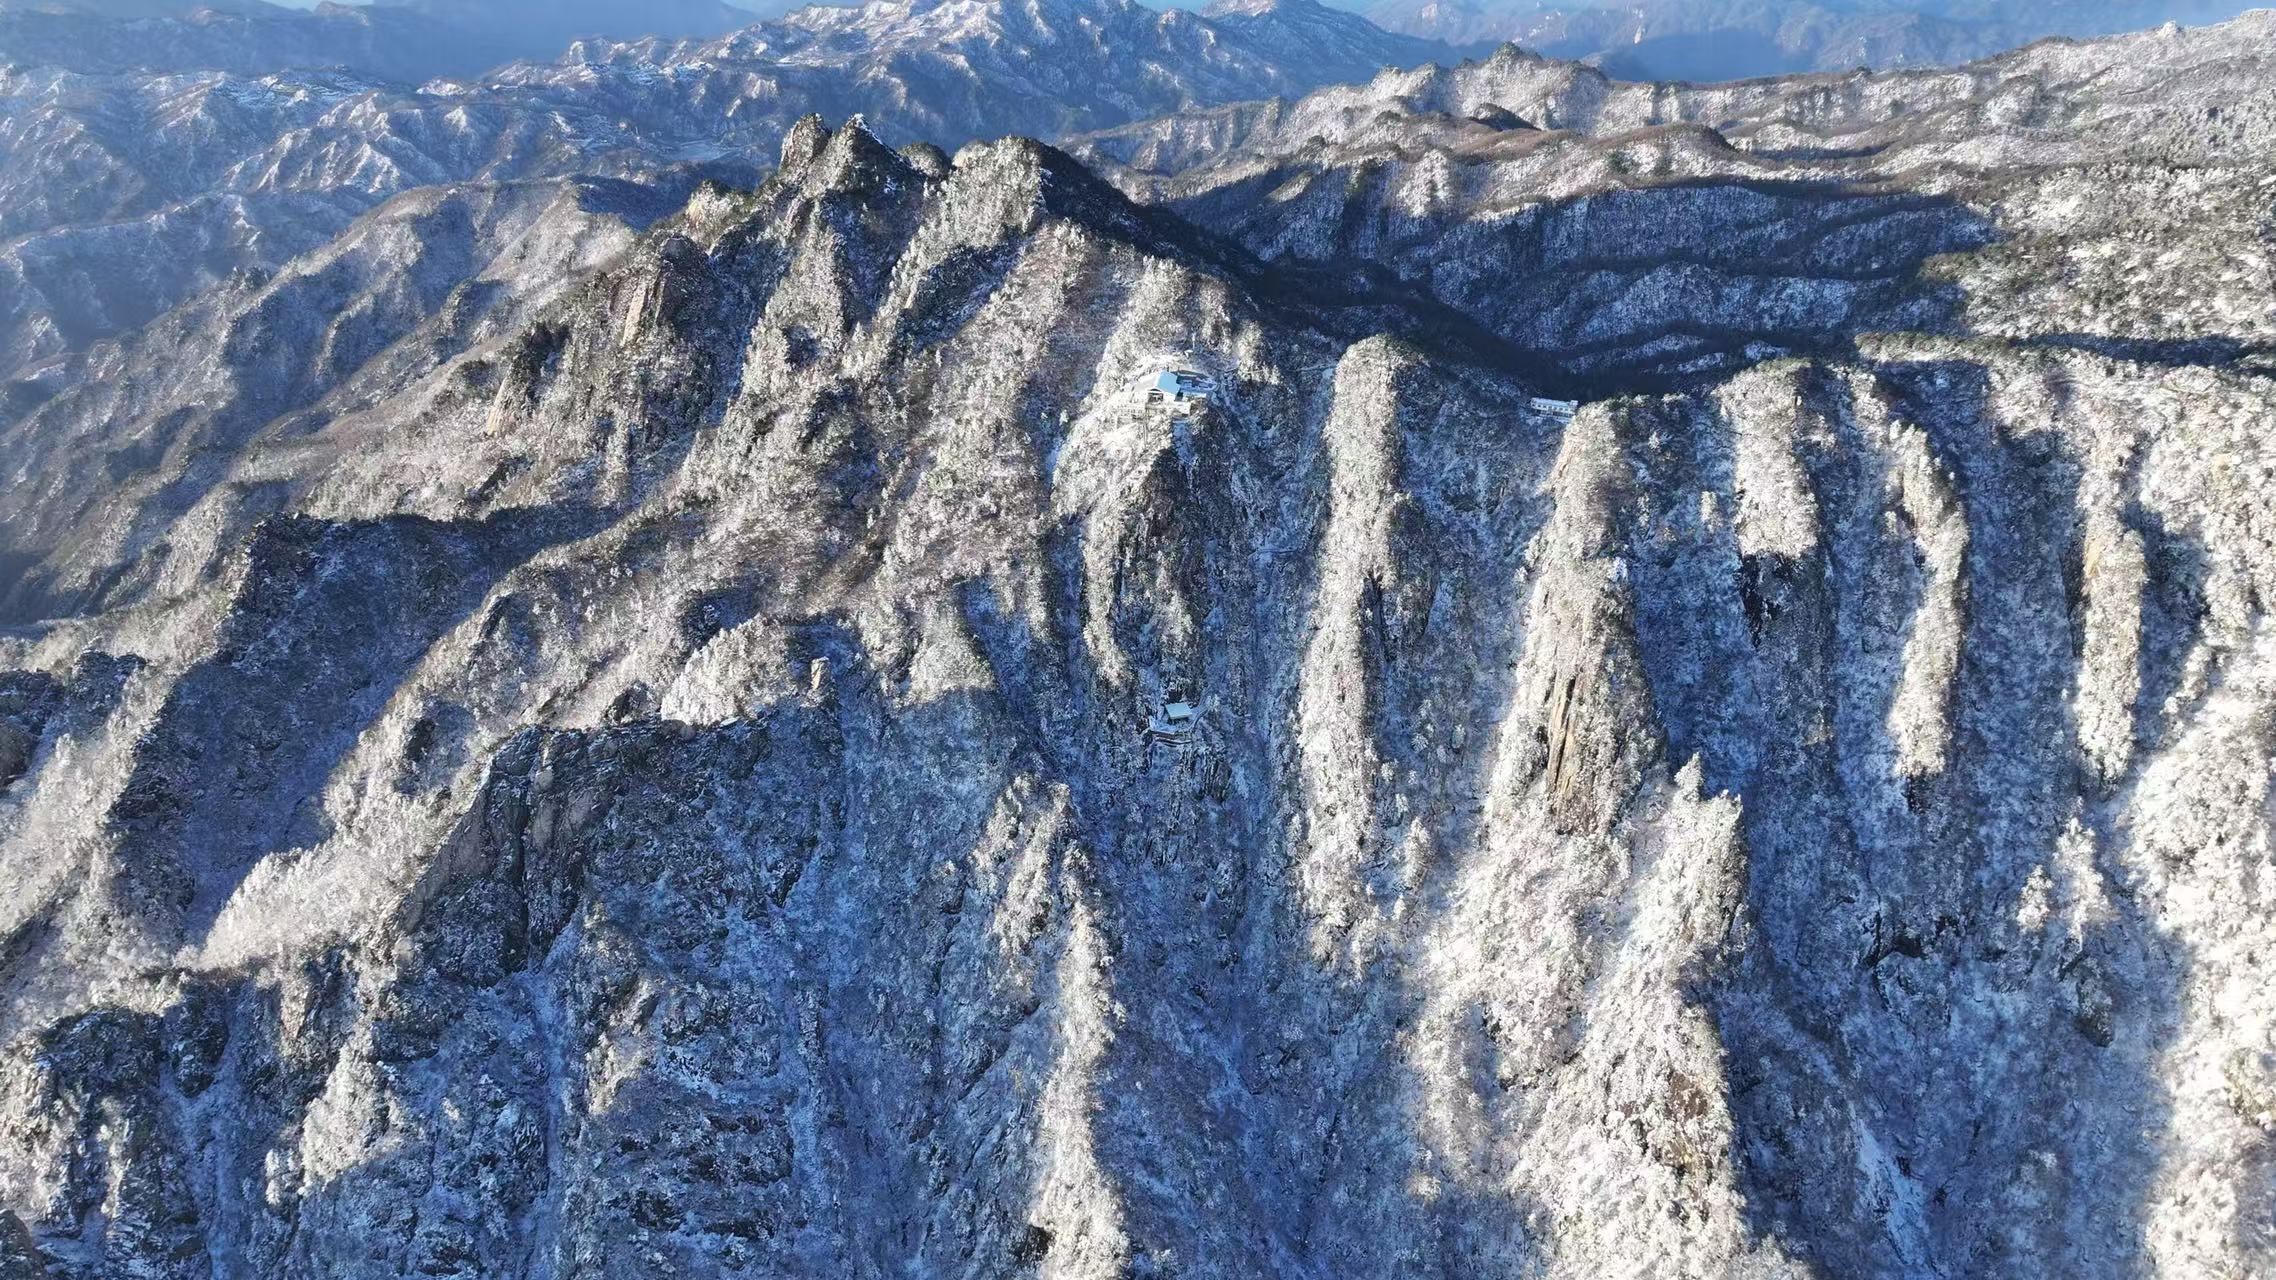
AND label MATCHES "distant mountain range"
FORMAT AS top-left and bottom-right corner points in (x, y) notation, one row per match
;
(1356, 0), (2270, 80)
(7, 0), (2259, 394)
(8, 0), (2261, 87)
(0, 0), (1462, 394)
(1074, 11), (2276, 382)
